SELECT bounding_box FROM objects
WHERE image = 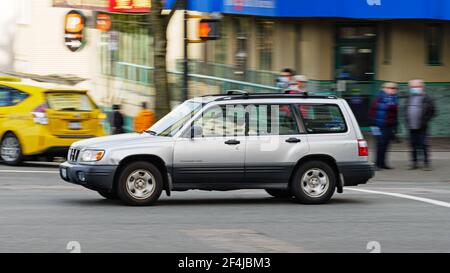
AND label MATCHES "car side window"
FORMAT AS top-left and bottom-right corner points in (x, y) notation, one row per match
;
(296, 104), (347, 134)
(0, 89), (10, 106)
(11, 89), (29, 105)
(193, 104), (246, 137)
(248, 104), (300, 136)
(0, 87), (29, 107)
